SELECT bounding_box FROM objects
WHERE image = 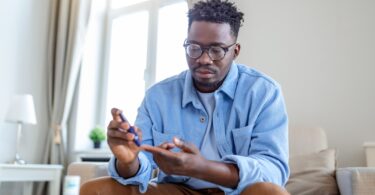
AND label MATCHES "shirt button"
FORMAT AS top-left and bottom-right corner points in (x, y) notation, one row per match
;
(200, 116), (205, 123)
